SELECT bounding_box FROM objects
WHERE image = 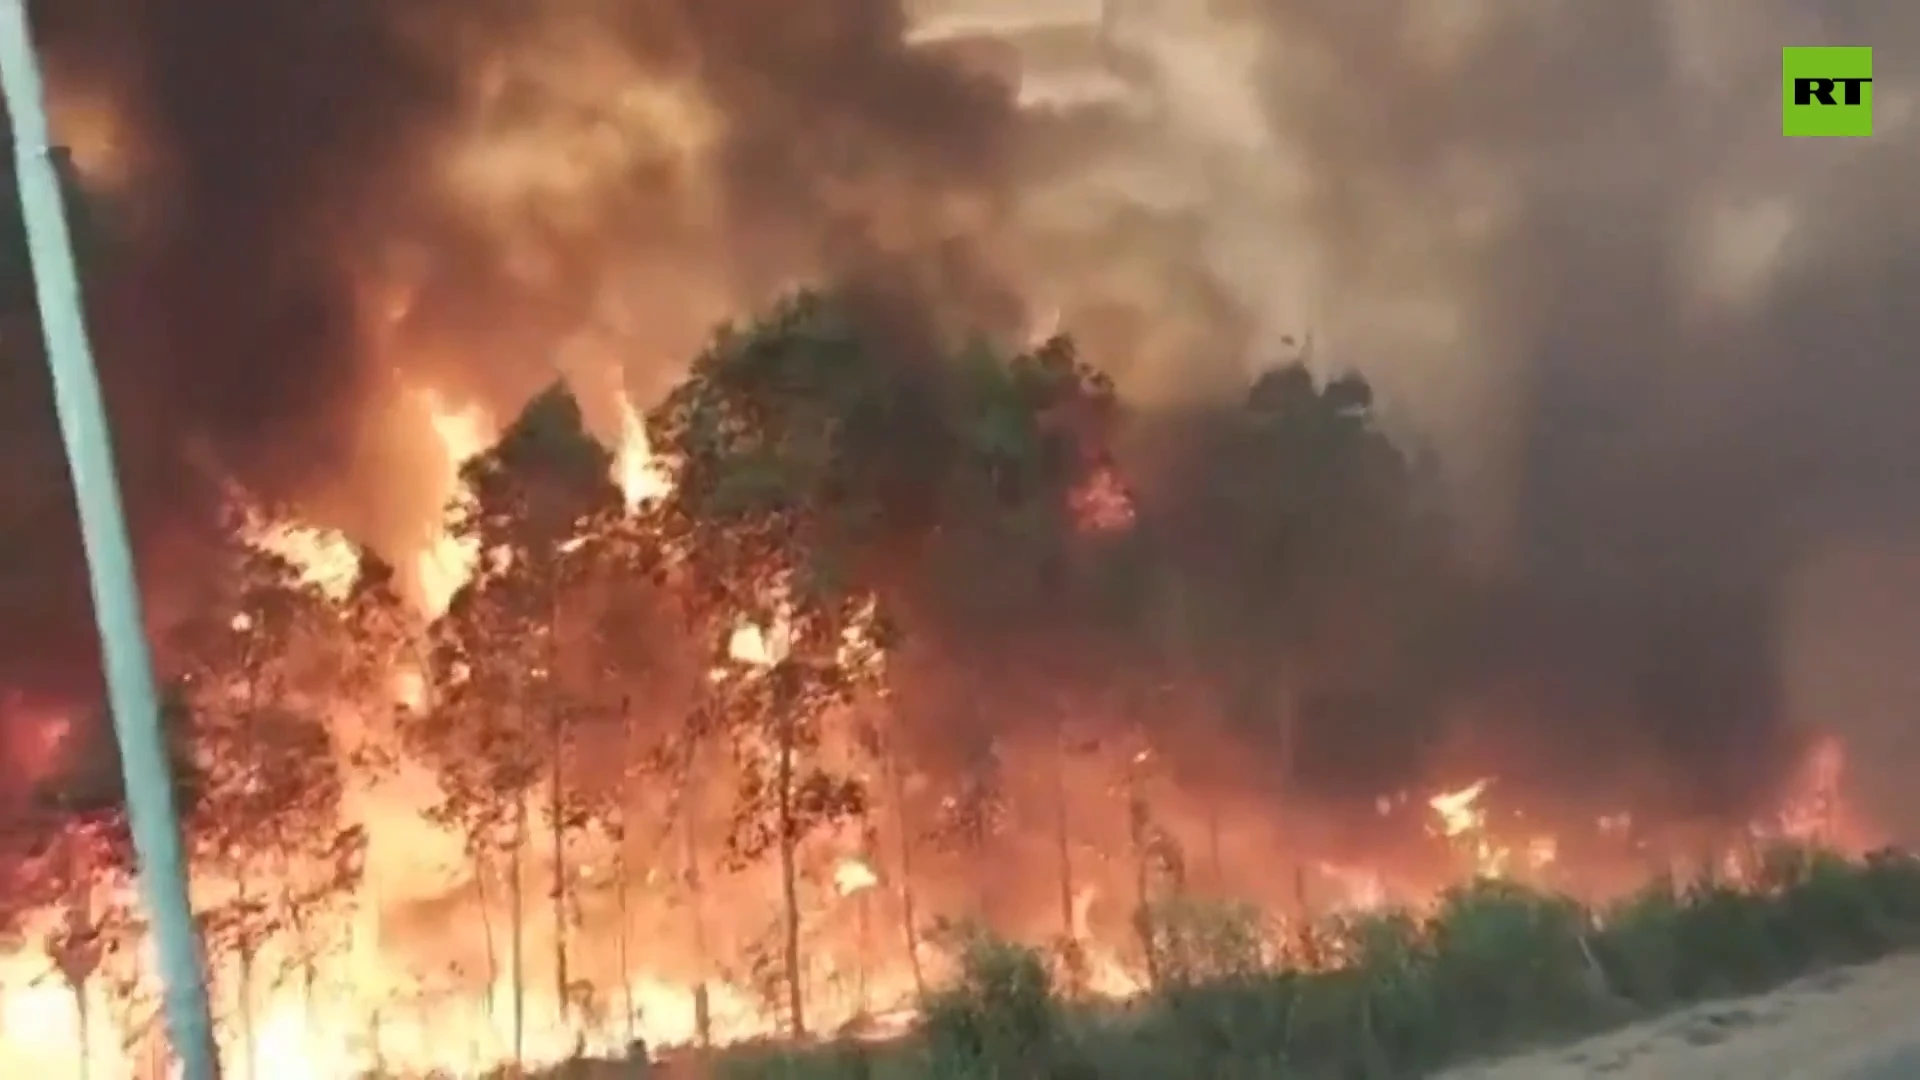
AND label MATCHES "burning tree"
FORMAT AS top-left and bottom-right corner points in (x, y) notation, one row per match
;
(904, 332), (1135, 963)
(405, 382), (624, 1062)
(168, 522), (364, 1080)
(648, 292), (930, 1036)
(337, 552), (424, 718)
(1143, 363), (1453, 843)
(644, 290), (1139, 1030)
(7, 696), (196, 1080)
(546, 496), (692, 1051)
